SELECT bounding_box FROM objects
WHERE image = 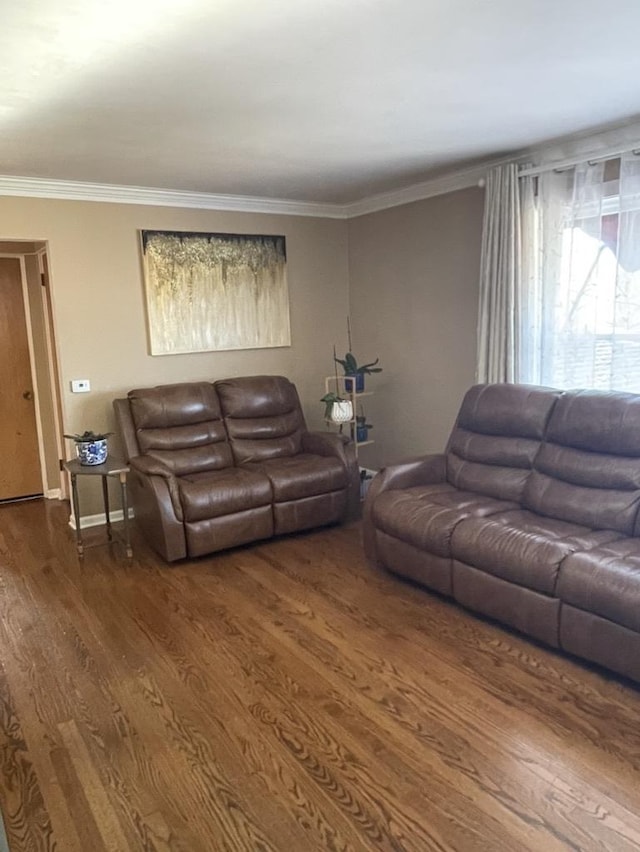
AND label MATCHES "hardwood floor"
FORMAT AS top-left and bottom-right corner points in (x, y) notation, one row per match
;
(1, 500), (640, 852)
